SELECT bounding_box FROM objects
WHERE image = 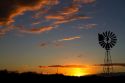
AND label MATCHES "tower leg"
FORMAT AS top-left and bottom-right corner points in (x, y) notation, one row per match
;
(103, 50), (113, 76)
